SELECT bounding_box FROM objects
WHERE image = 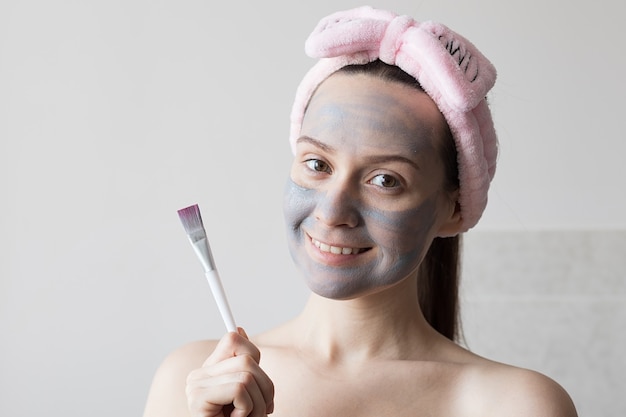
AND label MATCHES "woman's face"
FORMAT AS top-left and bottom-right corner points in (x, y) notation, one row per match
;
(284, 72), (460, 300)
